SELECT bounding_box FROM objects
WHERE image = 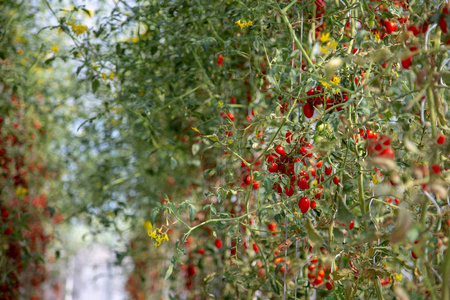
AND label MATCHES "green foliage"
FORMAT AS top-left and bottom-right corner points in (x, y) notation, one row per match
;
(31, 0), (450, 299)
